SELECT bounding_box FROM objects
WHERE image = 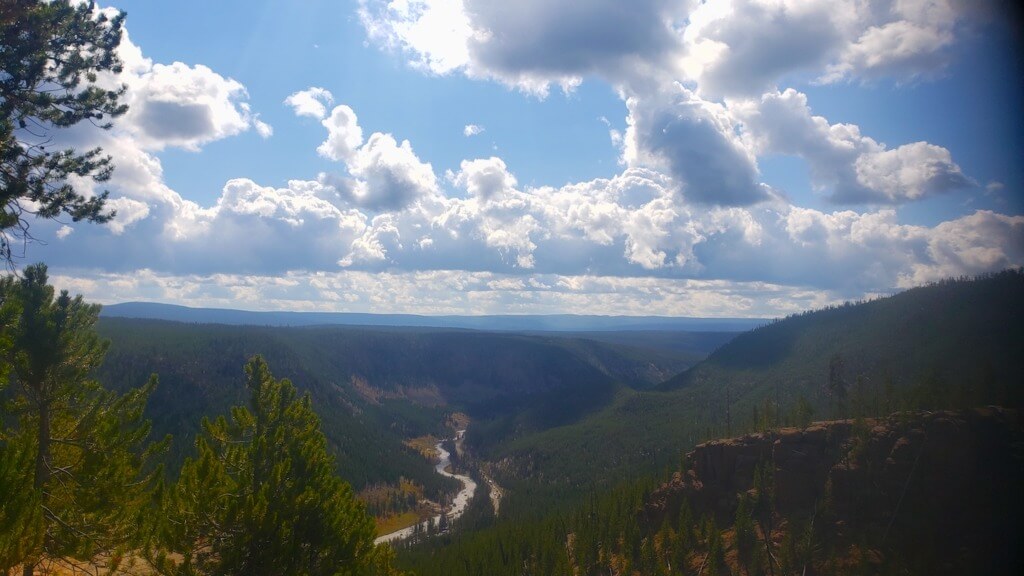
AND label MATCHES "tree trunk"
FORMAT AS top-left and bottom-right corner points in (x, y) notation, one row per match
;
(34, 403), (50, 490)
(24, 402), (51, 576)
